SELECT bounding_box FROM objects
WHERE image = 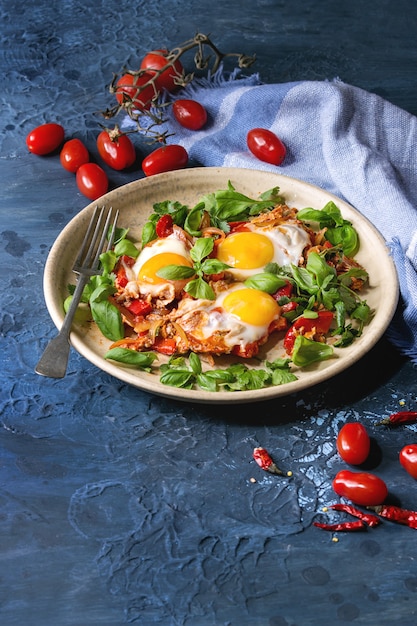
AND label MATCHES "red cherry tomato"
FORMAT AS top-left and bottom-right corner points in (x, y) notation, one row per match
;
(399, 444), (417, 479)
(76, 163), (108, 201)
(26, 123), (65, 155)
(142, 144), (188, 177)
(247, 128), (286, 165)
(97, 130), (136, 171)
(115, 72), (155, 111)
(140, 49), (183, 92)
(333, 470), (388, 506)
(172, 99), (207, 130)
(59, 138), (89, 173)
(336, 422), (371, 465)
